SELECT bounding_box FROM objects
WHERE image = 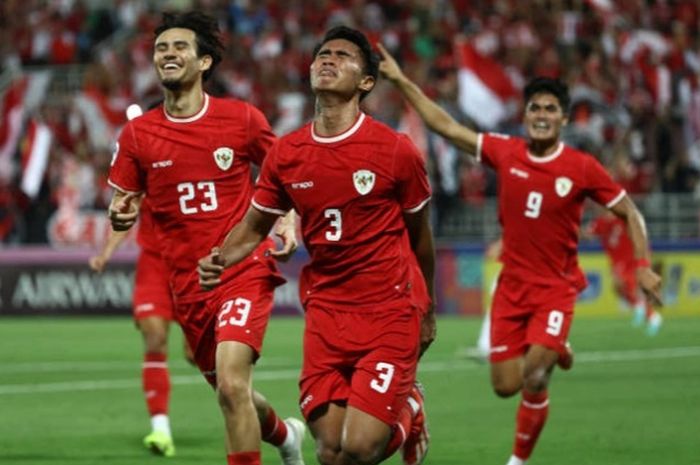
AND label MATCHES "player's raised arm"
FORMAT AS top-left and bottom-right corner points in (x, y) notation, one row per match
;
(608, 195), (662, 305)
(198, 206), (280, 290)
(377, 42), (479, 155)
